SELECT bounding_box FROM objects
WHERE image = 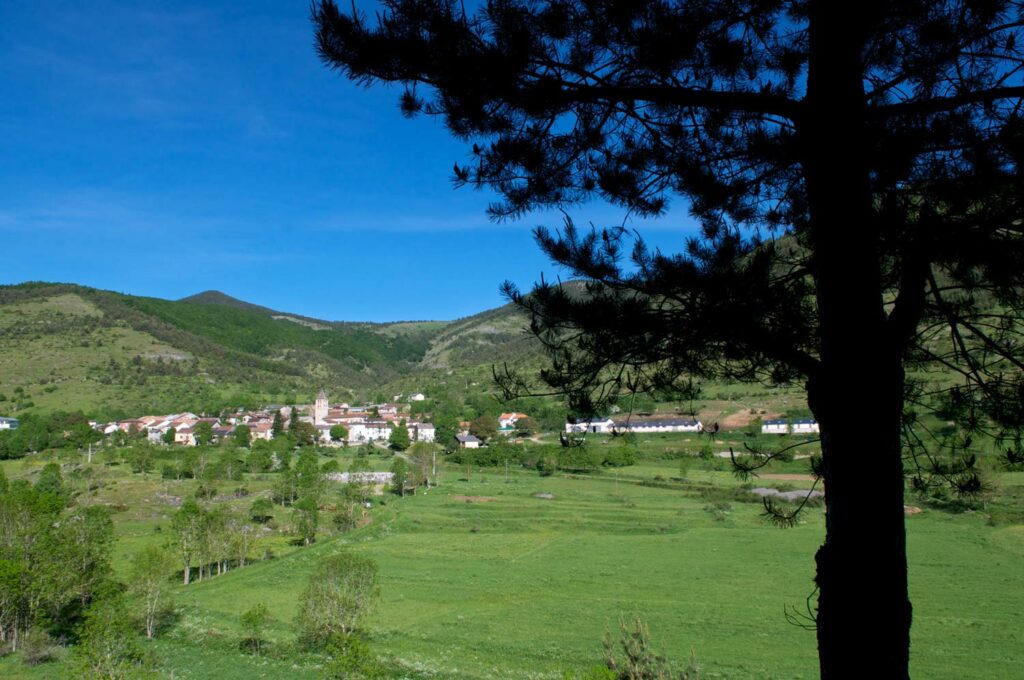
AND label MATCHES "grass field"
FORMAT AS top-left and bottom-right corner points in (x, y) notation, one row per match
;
(0, 446), (1022, 679)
